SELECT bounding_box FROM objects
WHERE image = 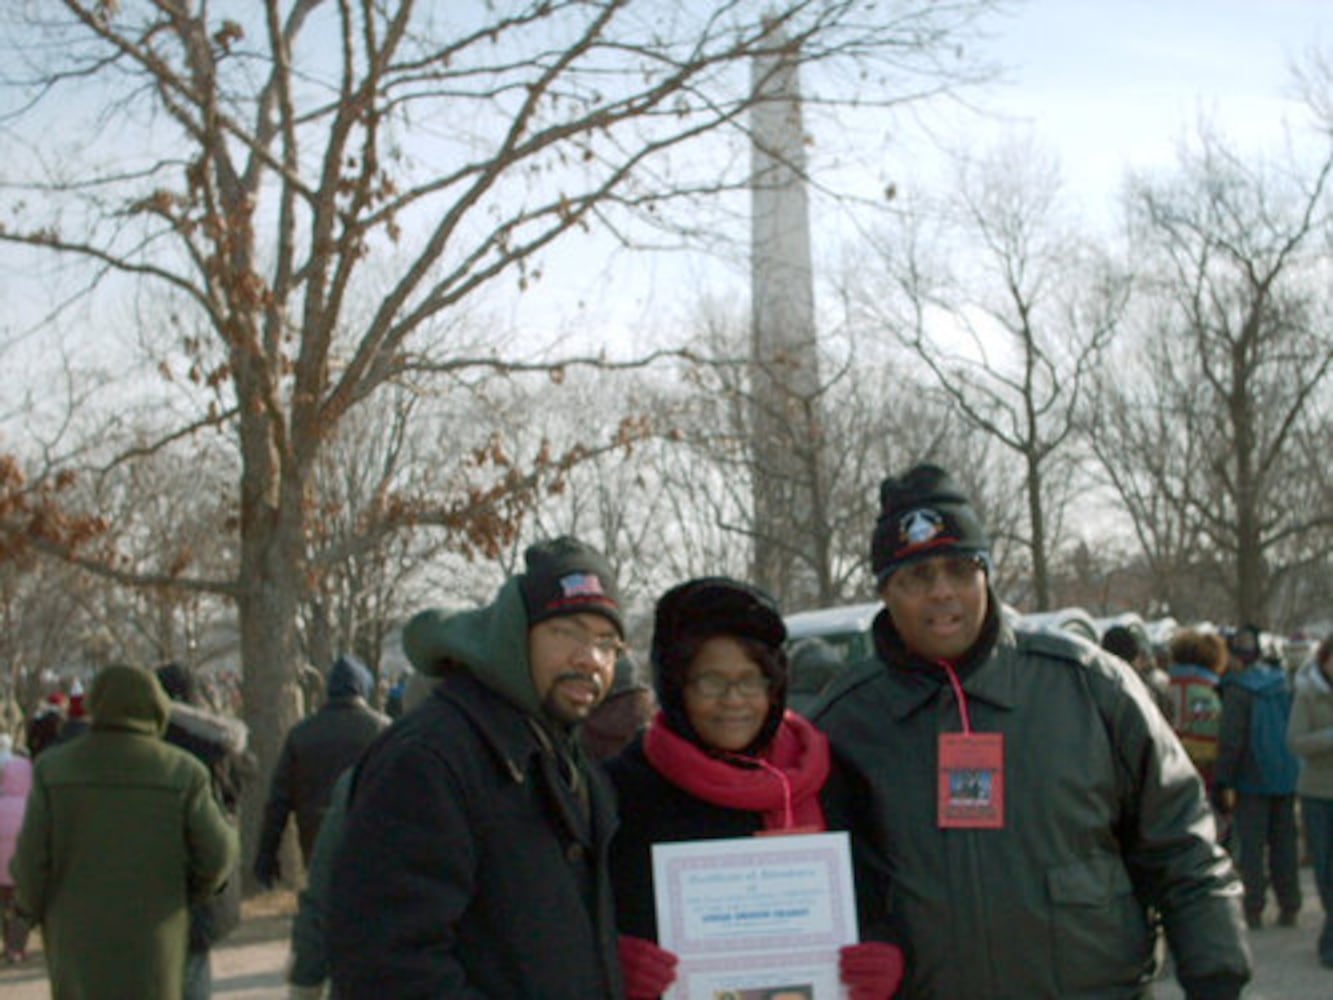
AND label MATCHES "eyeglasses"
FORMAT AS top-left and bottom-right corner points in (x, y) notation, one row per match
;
(686, 674), (772, 699)
(544, 620), (625, 662)
(889, 555), (984, 597)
